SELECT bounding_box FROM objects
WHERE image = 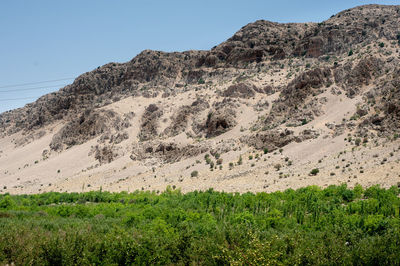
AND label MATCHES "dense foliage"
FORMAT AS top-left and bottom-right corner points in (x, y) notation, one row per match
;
(0, 184), (399, 265)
